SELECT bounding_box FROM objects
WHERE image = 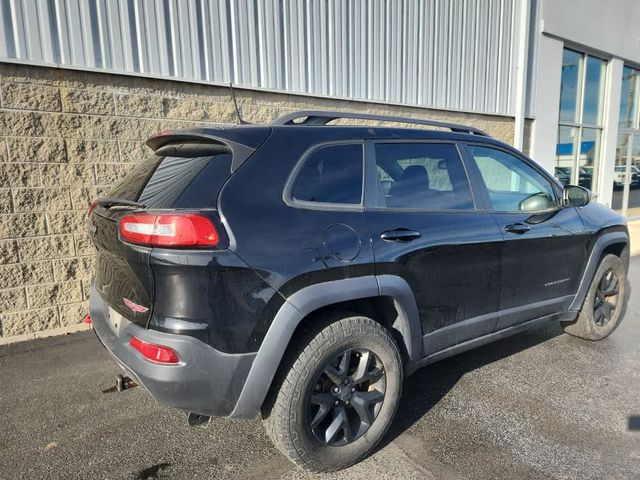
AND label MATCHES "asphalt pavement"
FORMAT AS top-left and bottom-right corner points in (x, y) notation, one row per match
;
(2, 257), (640, 480)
